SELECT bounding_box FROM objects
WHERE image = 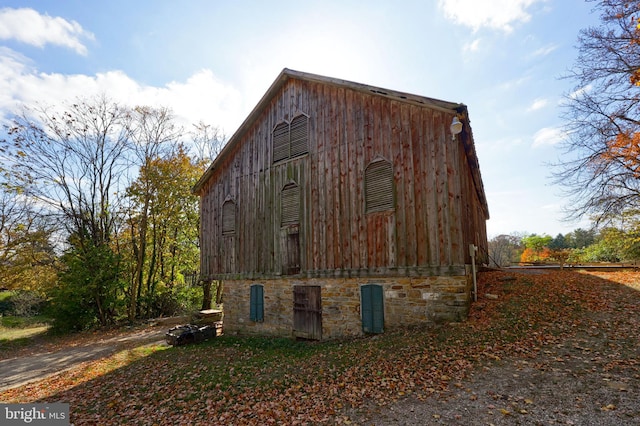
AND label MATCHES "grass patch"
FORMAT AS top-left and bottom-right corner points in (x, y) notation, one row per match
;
(97, 343), (171, 375)
(0, 325), (51, 351)
(0, 315), (52, 351)
(1, 314), (51, 328)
